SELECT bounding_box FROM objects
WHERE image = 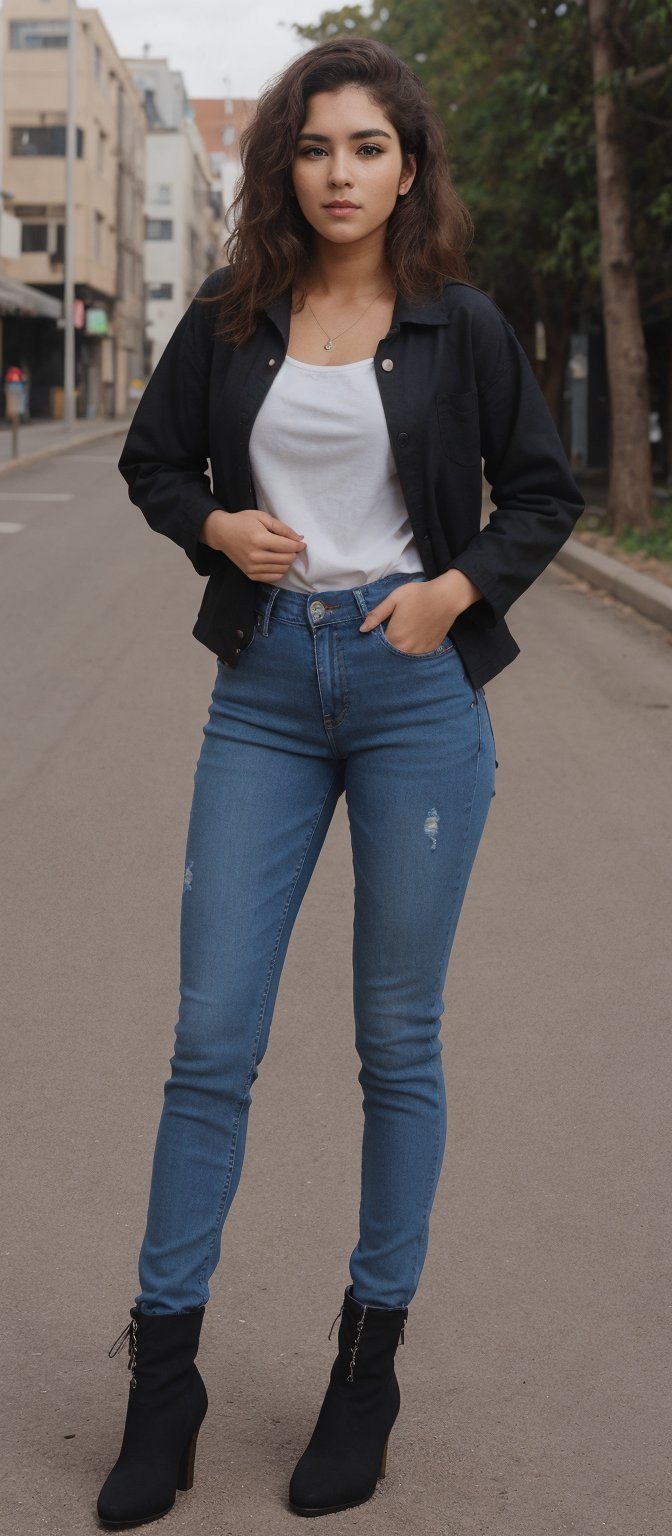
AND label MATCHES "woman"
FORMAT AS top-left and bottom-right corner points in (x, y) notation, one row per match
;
(97, 36), (584, 1526)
